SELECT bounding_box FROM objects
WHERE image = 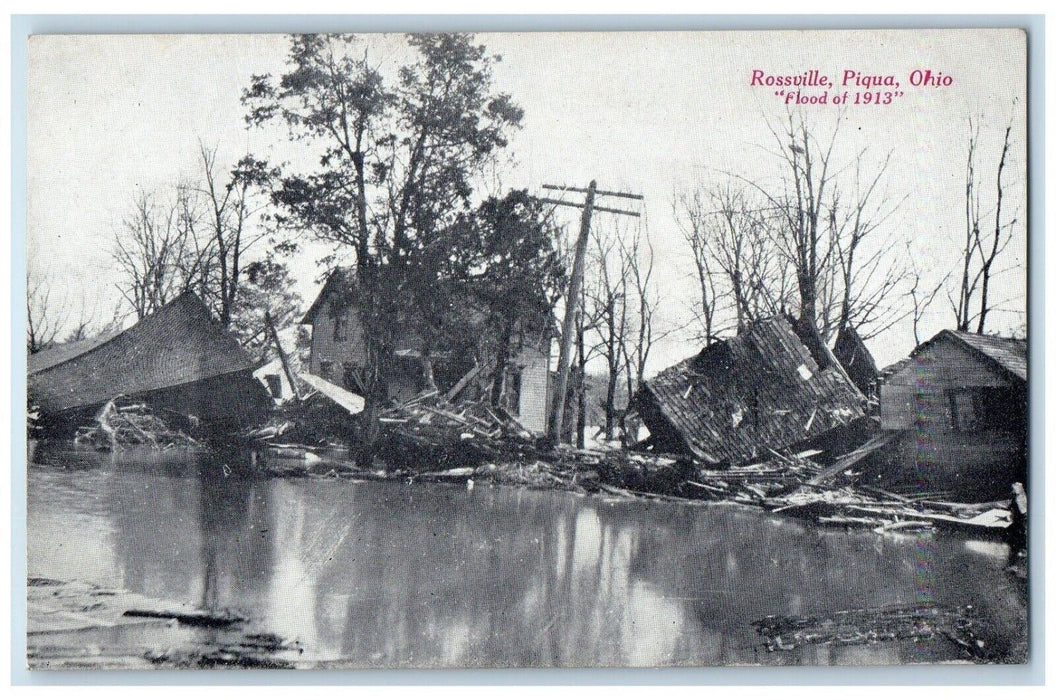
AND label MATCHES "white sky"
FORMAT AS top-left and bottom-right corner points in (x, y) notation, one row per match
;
(27, 29), (1027, 371)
